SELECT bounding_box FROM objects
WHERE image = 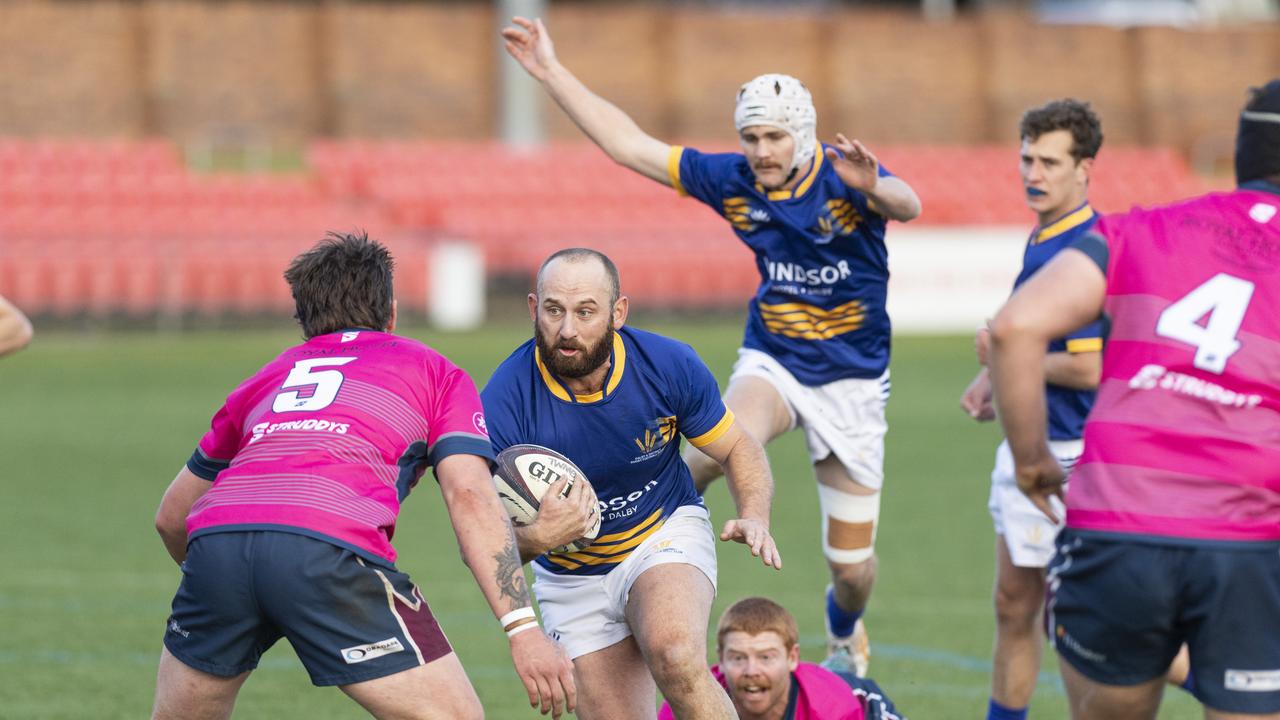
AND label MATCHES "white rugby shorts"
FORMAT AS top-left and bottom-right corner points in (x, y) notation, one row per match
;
(987, 438), (1081, 568)
(729, 348), (889, 490)
(530, 505), (717, 660)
